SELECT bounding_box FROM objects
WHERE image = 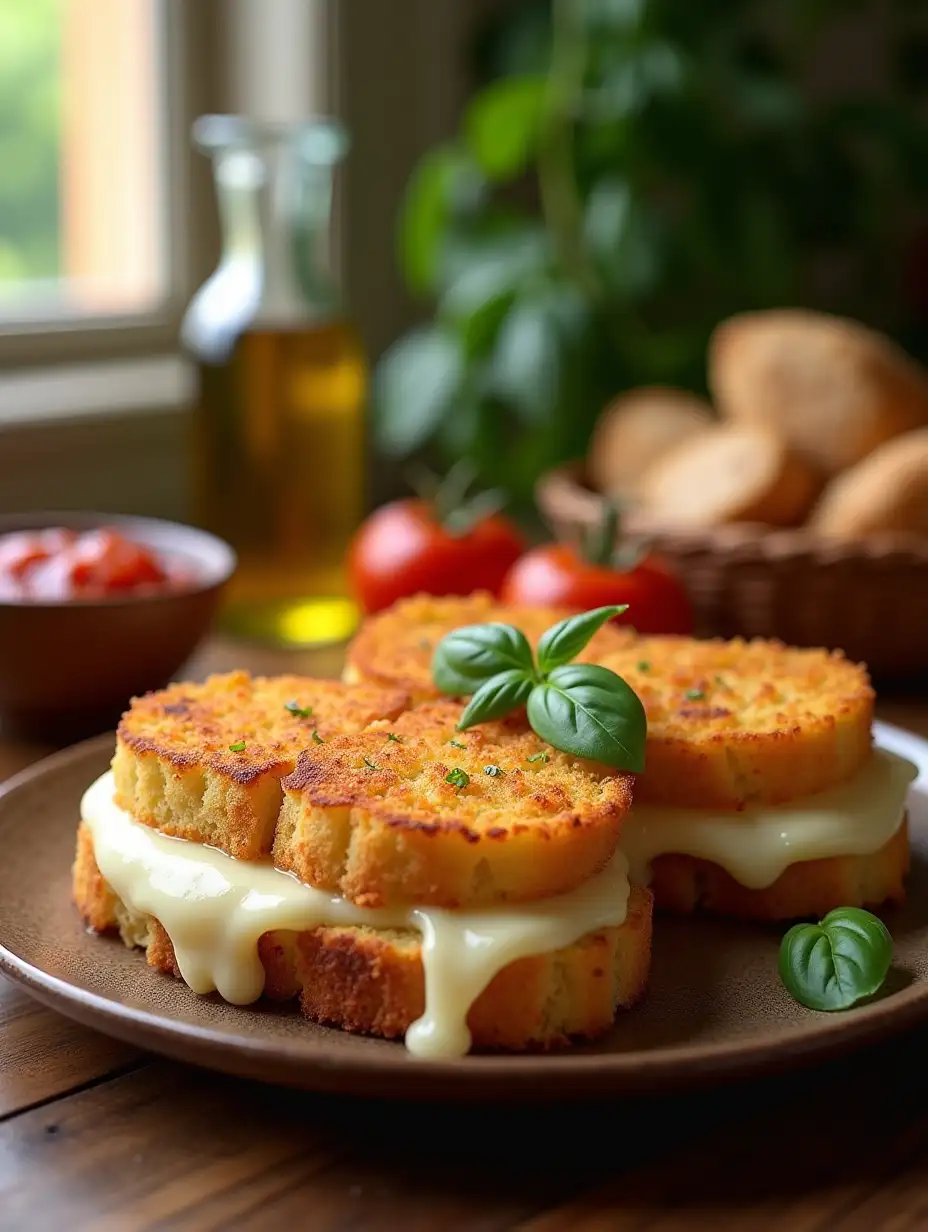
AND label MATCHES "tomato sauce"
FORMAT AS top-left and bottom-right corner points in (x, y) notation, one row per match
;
(0, 527), (193, 601)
